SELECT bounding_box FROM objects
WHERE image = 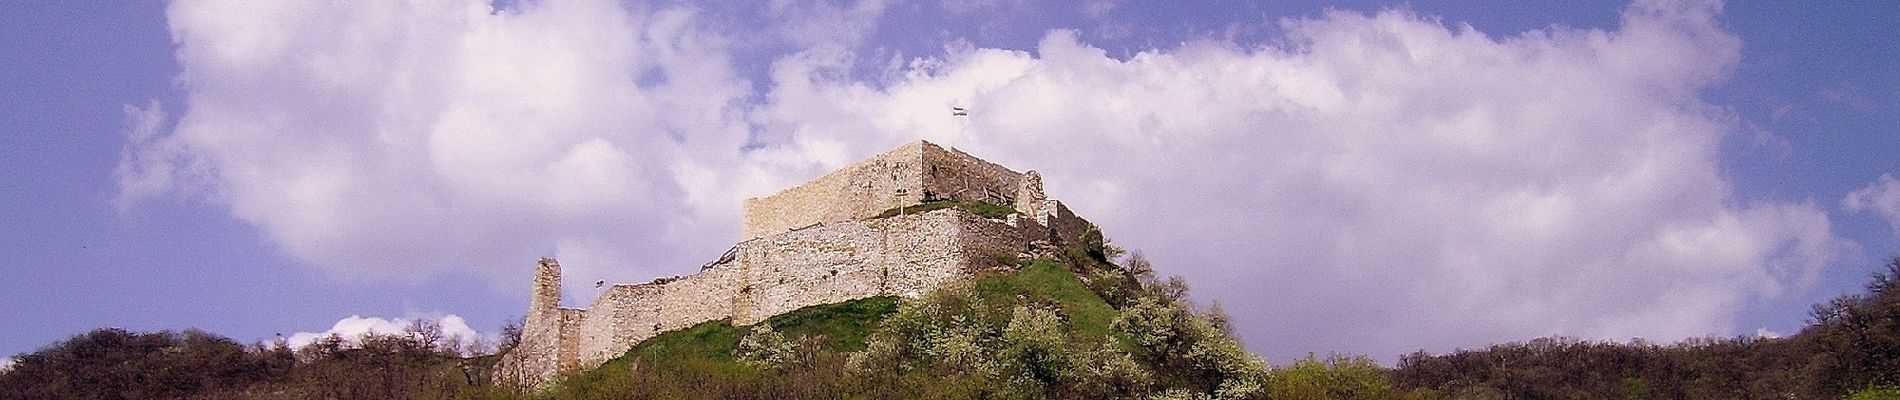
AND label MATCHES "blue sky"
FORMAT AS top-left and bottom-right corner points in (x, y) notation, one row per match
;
(2, 0), (1897, 364)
